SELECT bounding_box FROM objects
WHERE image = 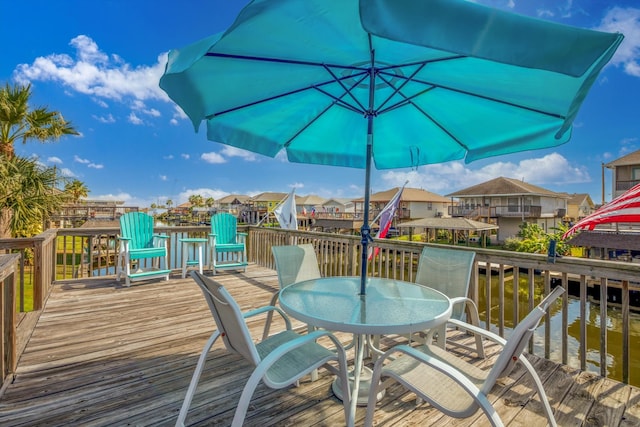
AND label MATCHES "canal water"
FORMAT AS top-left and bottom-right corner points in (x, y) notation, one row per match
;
(480, 273), (640, 387)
